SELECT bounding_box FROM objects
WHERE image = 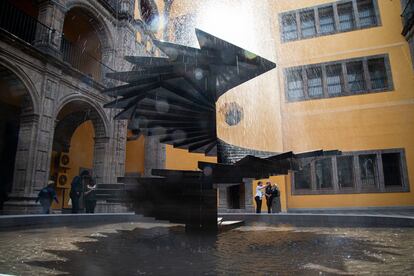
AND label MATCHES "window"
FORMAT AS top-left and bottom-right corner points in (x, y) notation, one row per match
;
(307, 67), (323, 98)
(326, 64), (343, 96)
(357, 0), (377, 28)
(286, 69), (304, 100)
(280, 0), (380, 42)
(292, 149), (408, 195)
(285, 55), (392, 102)
(368, 57), (388, 90)
(337, 156), (354, 188)
(359, 154), (377, 188)
(294, 164), (311, 189)
(382, 153), (403, 187)
(347, 61), (365, 92)
(315, 158), (333, 189)
(337, 2), (355, 31)
(282, 13), (298, 41)
(319, 6), (335, 34)
(300, 10), (316, 38)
